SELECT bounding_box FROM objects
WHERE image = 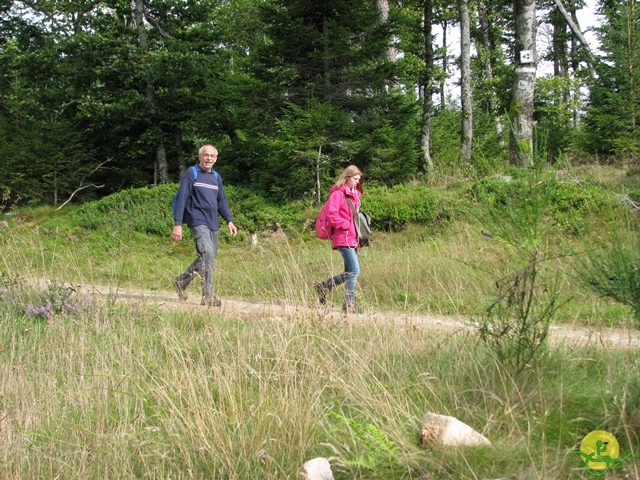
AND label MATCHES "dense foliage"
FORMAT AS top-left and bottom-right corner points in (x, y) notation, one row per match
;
(0, 0), (637, 206)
